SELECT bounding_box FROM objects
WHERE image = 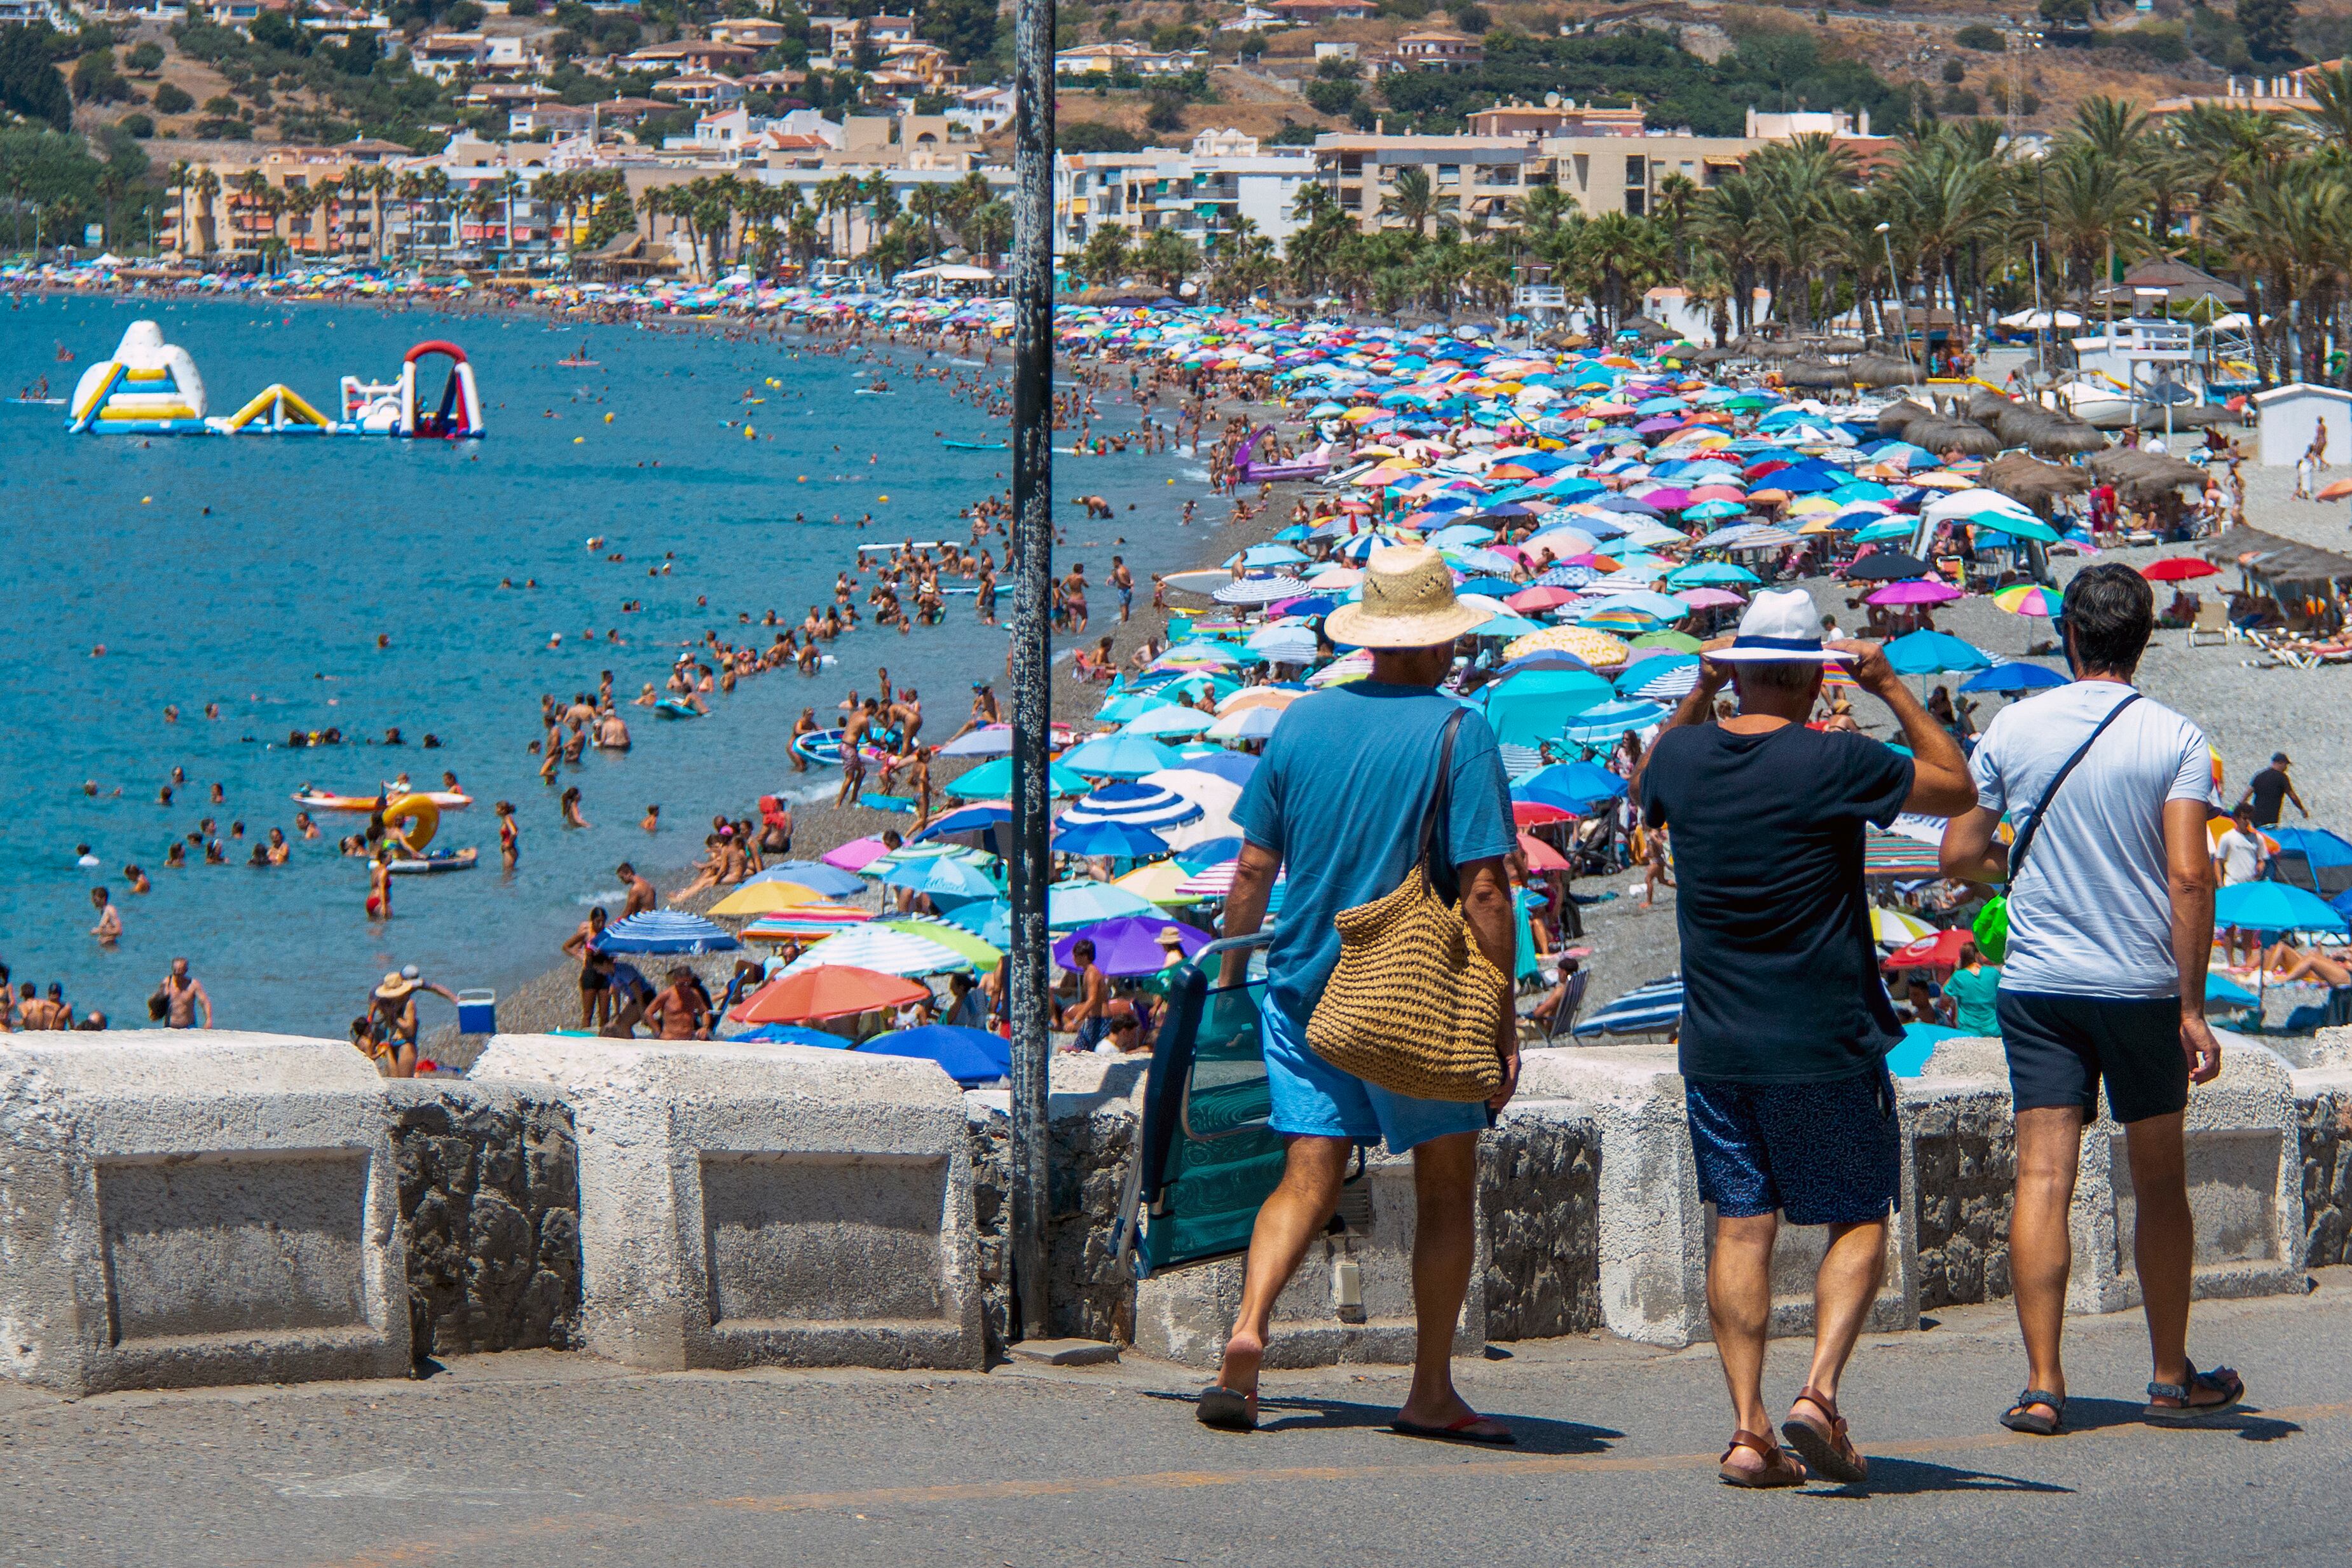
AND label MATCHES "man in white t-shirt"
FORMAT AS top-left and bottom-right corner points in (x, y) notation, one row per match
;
(1941, 562), (2243, 1435)
(2212, 805), (2268, 886)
